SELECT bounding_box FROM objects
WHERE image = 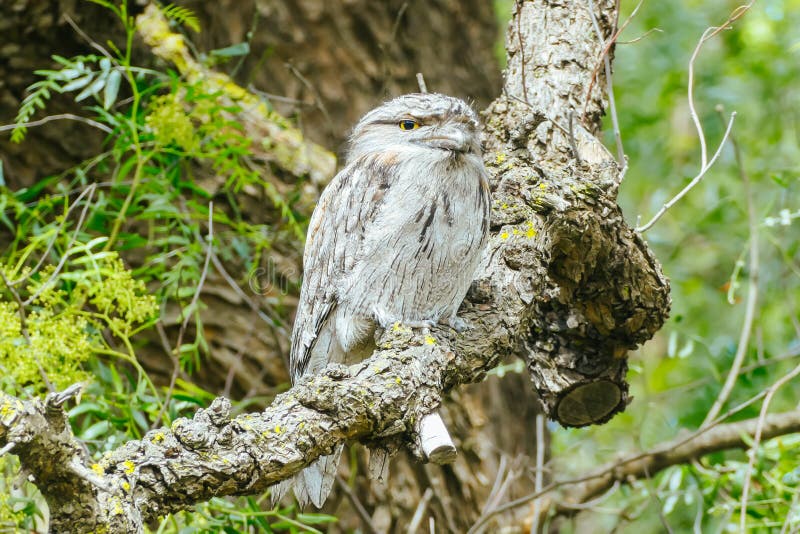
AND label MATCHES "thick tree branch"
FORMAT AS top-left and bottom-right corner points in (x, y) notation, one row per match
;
(0, 327), (487, 532)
